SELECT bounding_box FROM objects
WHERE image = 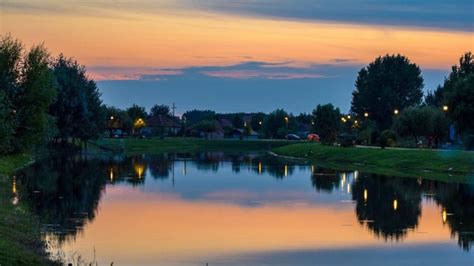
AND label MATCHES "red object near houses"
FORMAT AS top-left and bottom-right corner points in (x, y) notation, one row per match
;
(307, 134), (320, 142)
